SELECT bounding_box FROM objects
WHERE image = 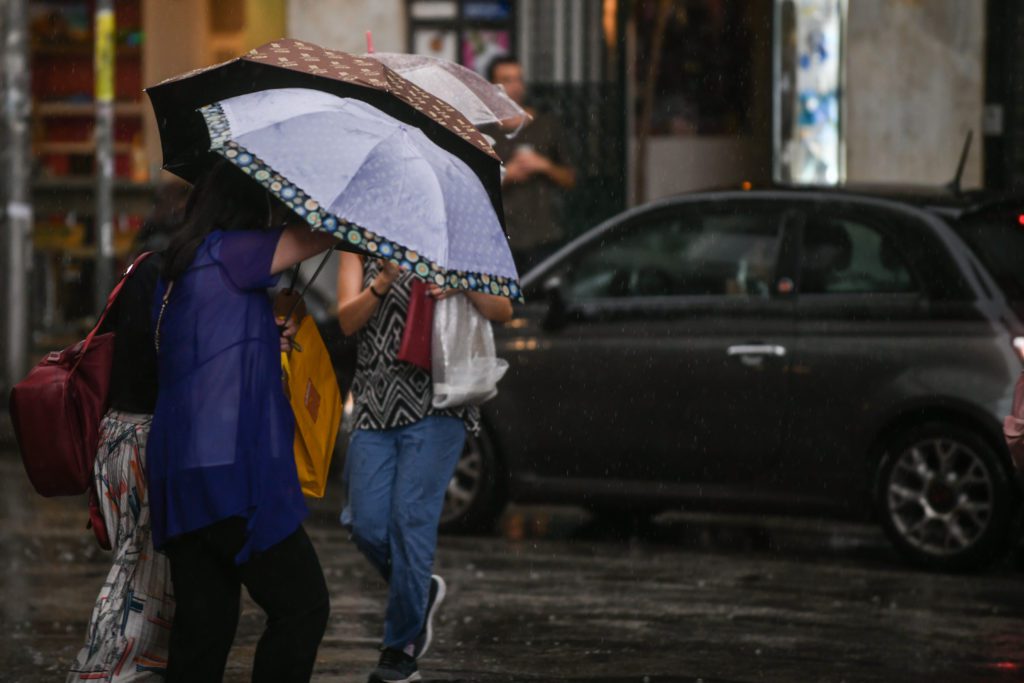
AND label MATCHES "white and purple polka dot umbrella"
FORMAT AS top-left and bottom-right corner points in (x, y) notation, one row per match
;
(202, 87), (520, 300)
